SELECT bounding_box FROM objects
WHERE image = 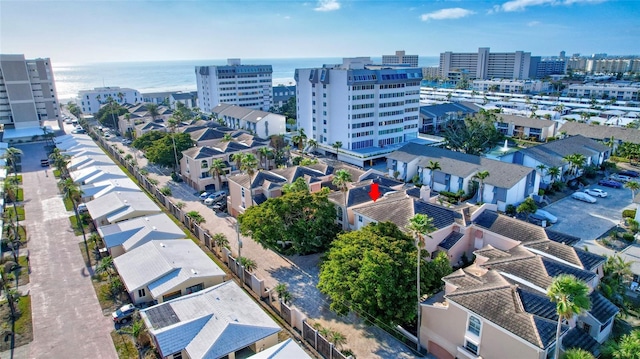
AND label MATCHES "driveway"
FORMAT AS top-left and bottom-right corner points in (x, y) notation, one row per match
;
(106, 135), (418, 358)
(541, 183), (635, 256)
(7, 142), (117, 359)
